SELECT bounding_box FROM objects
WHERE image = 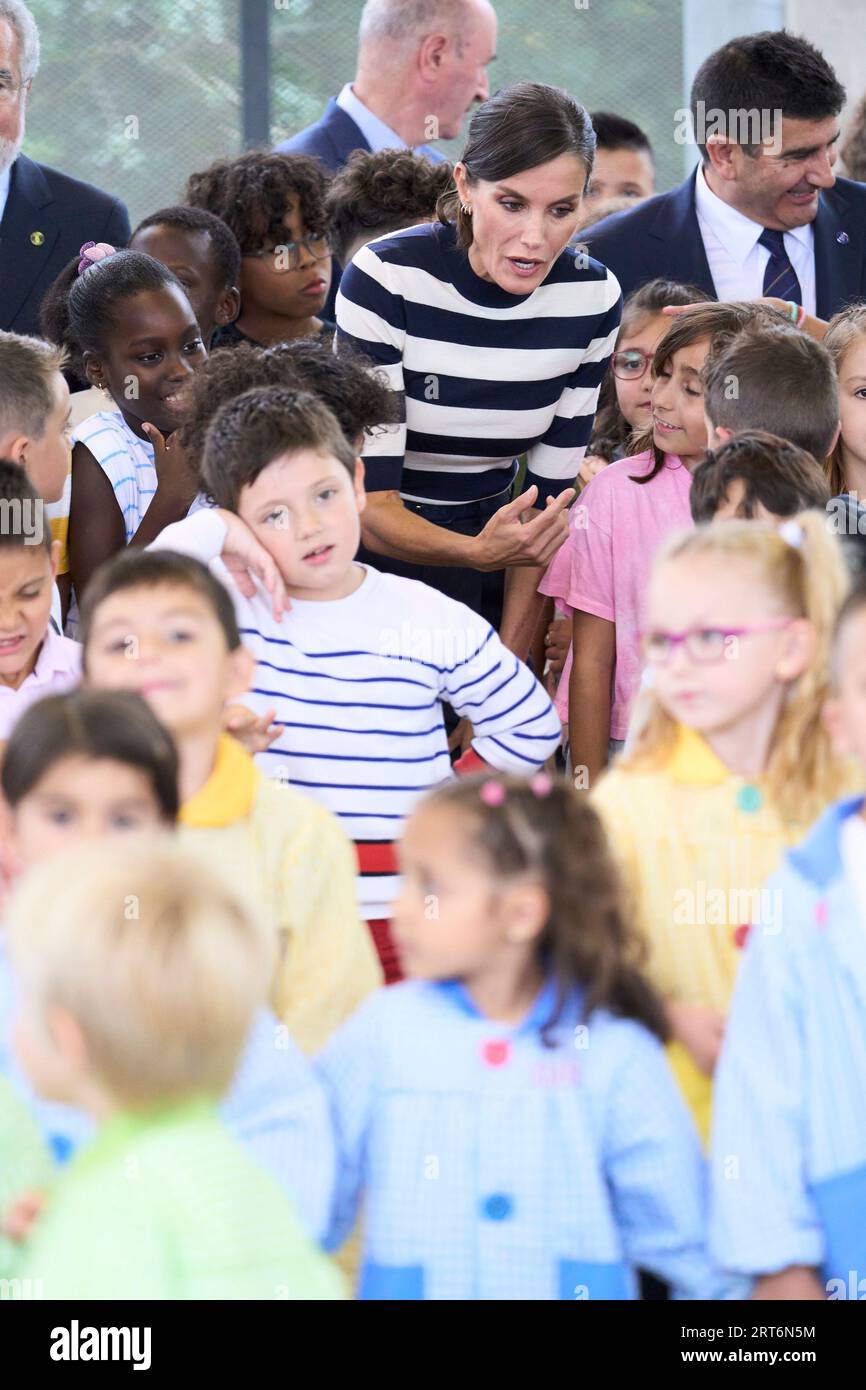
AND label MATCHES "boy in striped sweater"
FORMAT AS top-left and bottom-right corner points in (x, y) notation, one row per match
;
(148, 383), (562, 979)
